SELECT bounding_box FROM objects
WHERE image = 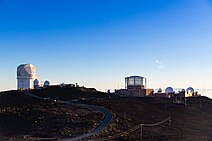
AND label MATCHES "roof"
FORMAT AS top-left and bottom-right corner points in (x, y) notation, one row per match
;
(17, 64), (36, 79)
(125, 75), (146, 79)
